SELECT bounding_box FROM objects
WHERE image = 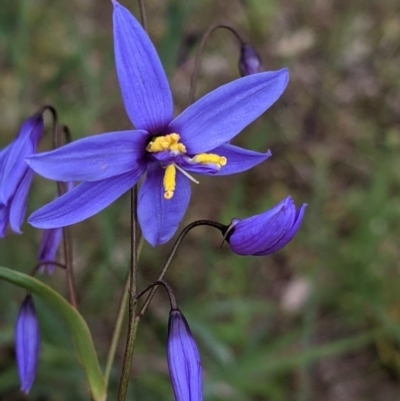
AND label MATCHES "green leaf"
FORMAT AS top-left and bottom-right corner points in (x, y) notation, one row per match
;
(0, 266), (106, 401)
